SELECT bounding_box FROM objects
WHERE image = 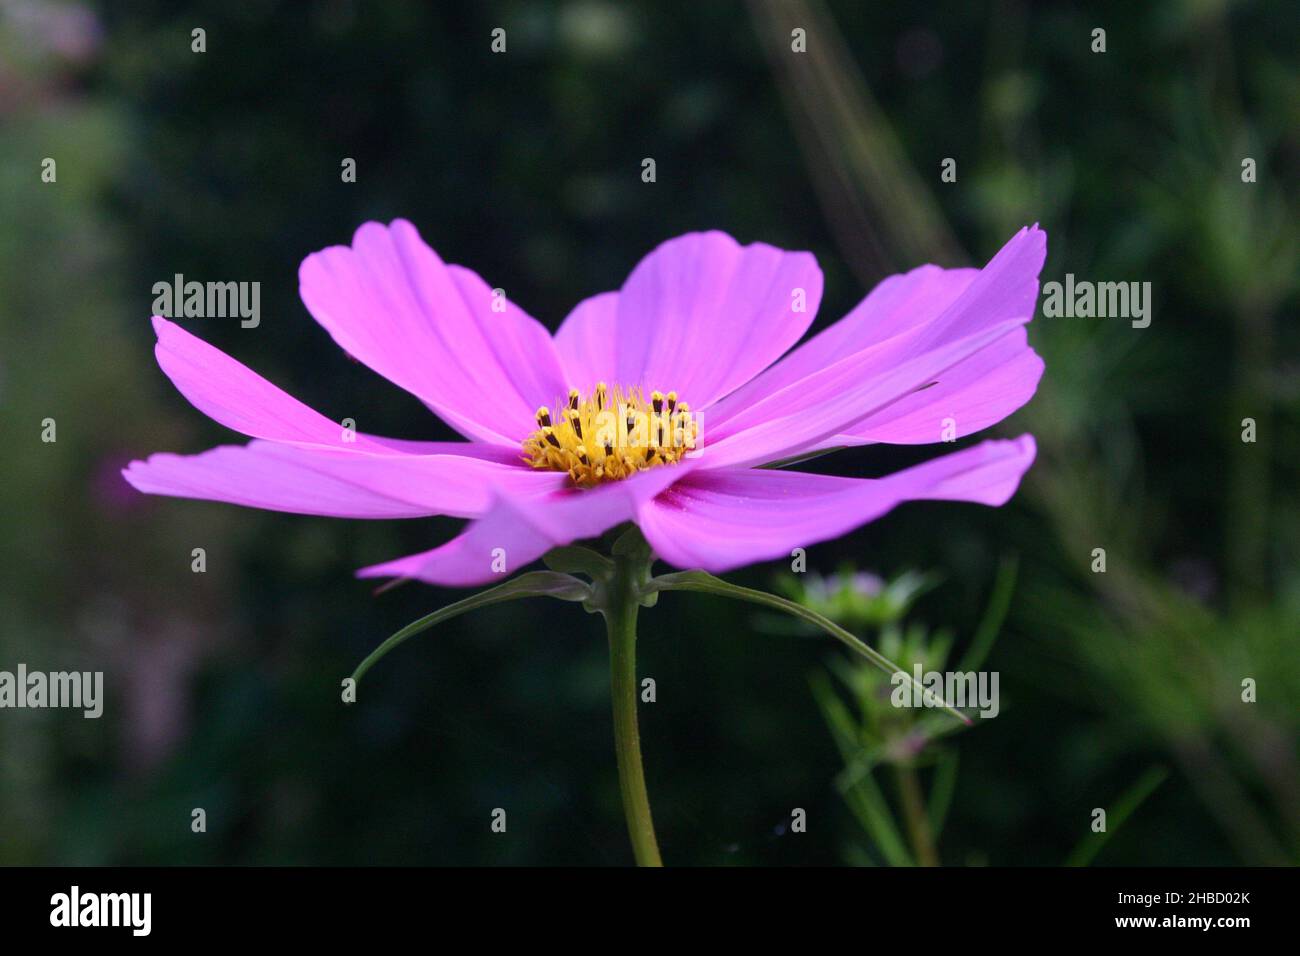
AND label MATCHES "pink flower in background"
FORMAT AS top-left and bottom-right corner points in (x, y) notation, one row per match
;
(124, 221), (1045, 586)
